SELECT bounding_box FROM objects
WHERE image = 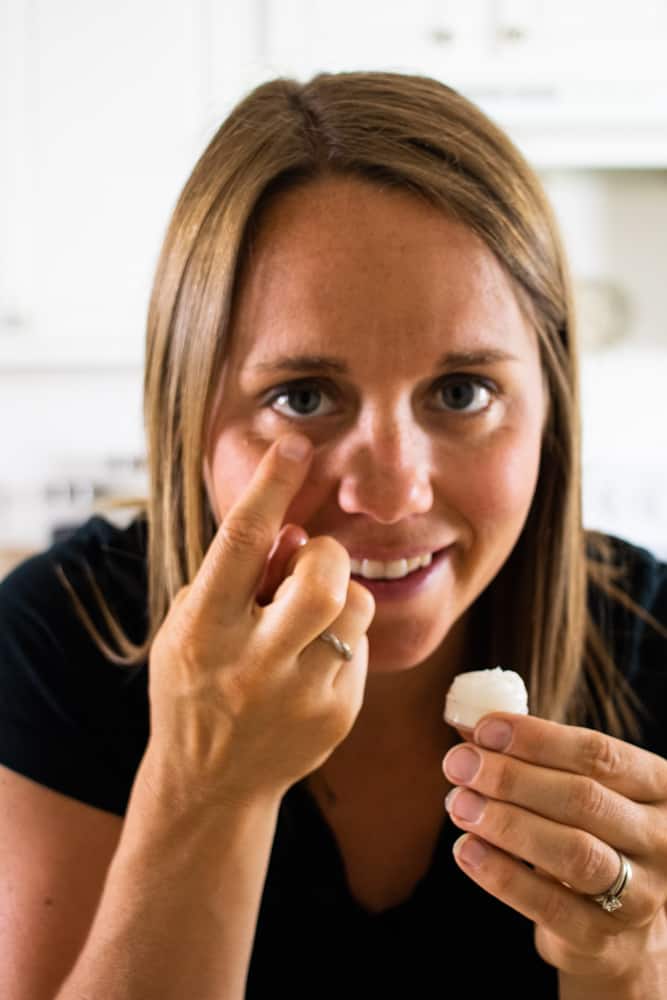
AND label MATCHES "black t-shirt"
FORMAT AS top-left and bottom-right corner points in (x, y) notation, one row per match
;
(1, 515), (666, 997)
